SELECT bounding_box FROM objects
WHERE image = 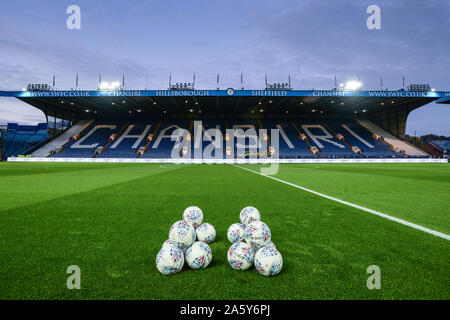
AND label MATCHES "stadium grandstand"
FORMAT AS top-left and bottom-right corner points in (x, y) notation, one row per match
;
(0, 123), (48, 160)
(1, 81), (449, 163)
(424, 140), (449, 159)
